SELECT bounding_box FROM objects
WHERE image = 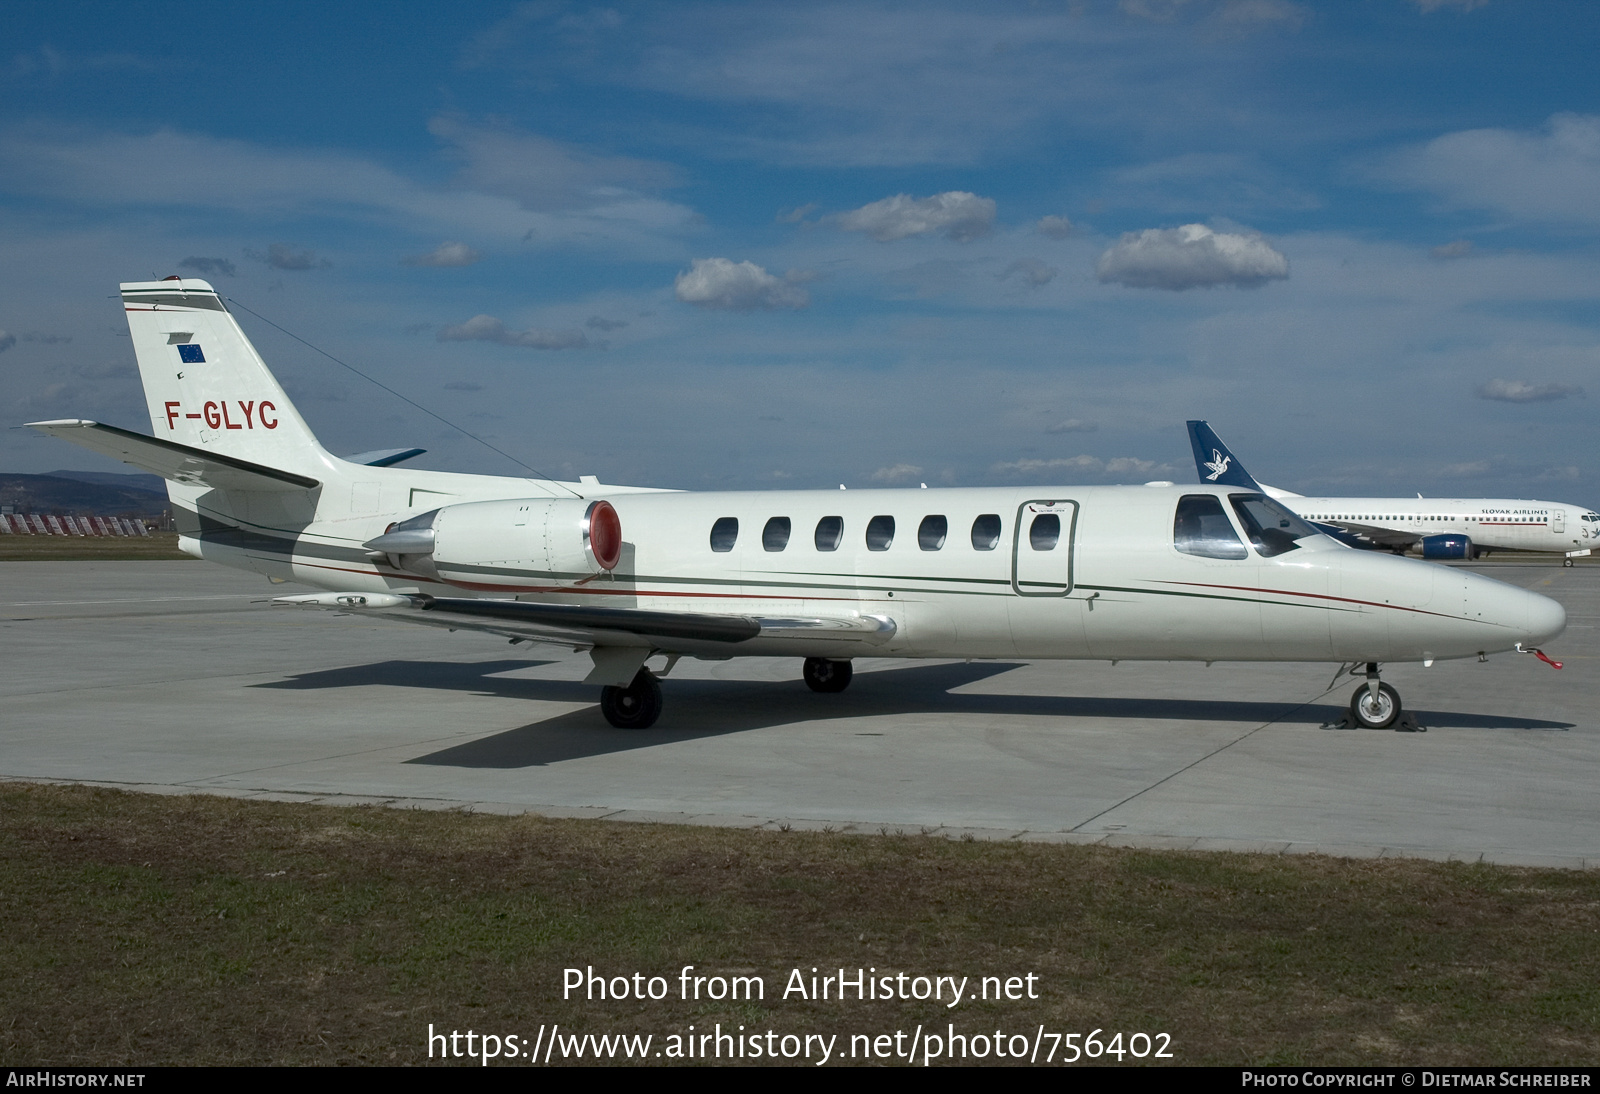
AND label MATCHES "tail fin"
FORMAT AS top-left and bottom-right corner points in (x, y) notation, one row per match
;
(1186, 420), (1264, 490)
(122, 278), (335, 480)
